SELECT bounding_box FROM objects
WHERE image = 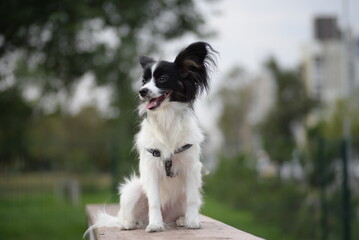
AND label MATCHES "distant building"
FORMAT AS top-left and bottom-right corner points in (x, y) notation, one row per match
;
(302, 16), (358, 105)
(314, 17), (341, 40)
